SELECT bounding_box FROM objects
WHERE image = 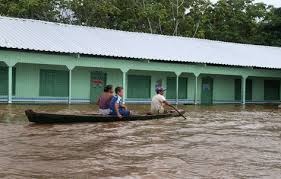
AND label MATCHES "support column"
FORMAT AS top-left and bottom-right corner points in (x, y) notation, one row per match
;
(68, 69), (72, 104)
(122, 69), (128, 104)
(67, 65), (75, 104)
(176, 74), (179, 105)
(242, 76), (247, 105)
(8, 66), (12, 104)
(194, 74), (199, 105)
